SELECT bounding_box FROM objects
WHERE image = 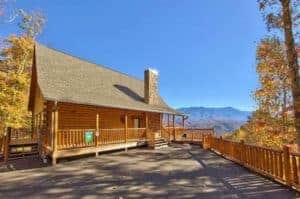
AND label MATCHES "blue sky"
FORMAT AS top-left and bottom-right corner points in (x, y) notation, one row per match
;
(1, 0), (268, 111)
